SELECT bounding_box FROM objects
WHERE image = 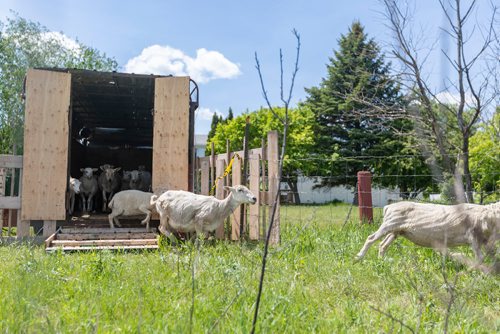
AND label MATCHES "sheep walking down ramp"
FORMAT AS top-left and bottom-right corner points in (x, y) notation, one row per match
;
(154, 185), (257, 239)
(356, 201), (500, 273)
(108, 190), (156, 231)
